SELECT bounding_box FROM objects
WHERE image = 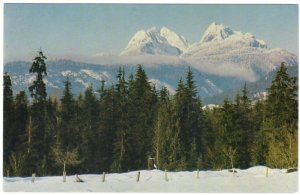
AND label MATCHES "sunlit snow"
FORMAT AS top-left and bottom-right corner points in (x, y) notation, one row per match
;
(3, 166), (297, 192)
